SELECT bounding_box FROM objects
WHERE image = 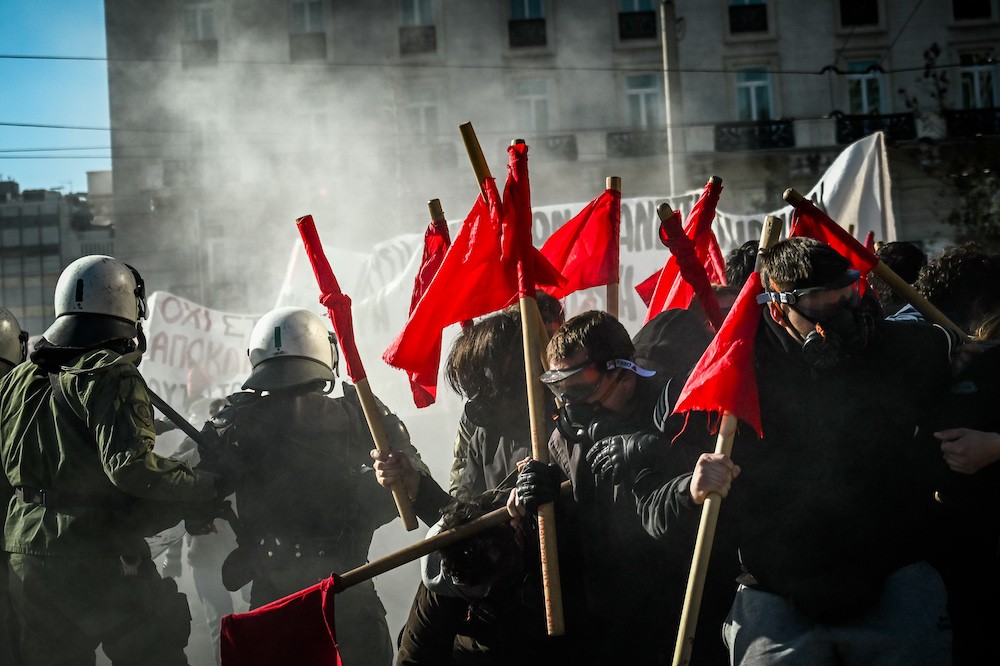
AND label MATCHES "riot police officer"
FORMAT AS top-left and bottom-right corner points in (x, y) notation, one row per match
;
(200, 306), (427, 666)
(0, 255), (227, 665)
